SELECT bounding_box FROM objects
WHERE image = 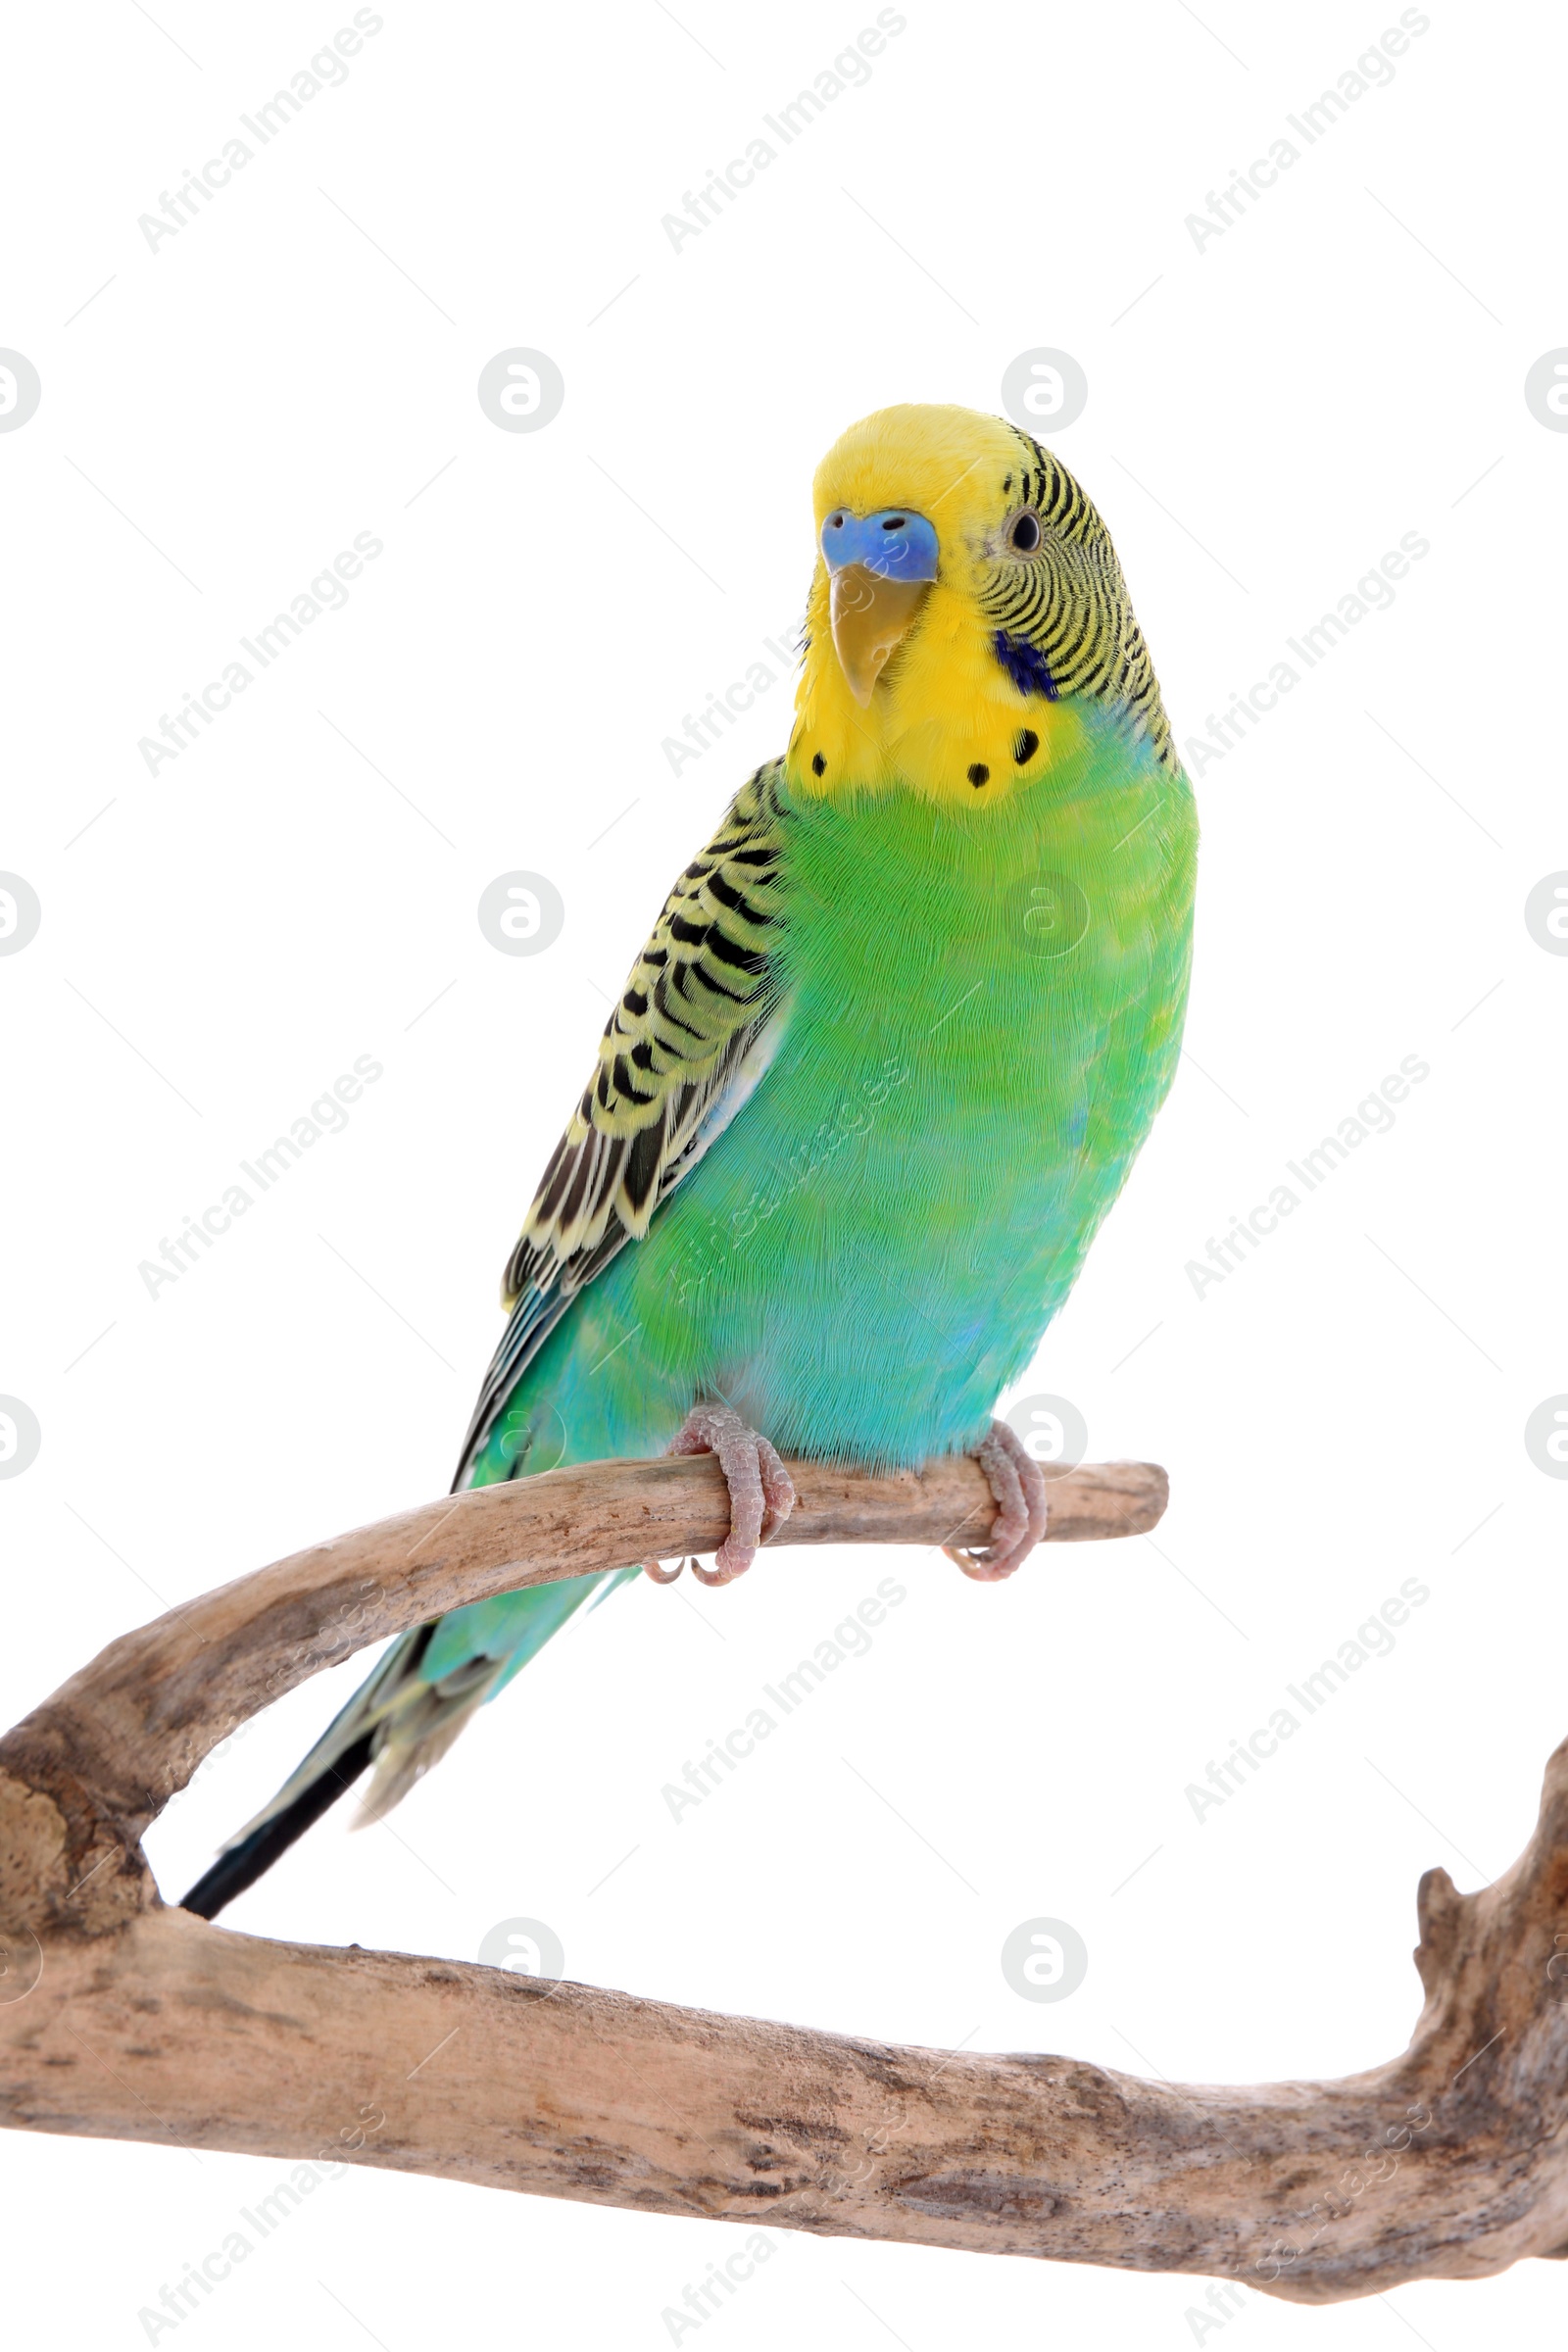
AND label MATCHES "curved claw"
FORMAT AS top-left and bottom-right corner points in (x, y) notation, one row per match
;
(944, 1420), (1050, 1581)
(642, 1557), (685, 1584)
(667, 1401), (796, 1583)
